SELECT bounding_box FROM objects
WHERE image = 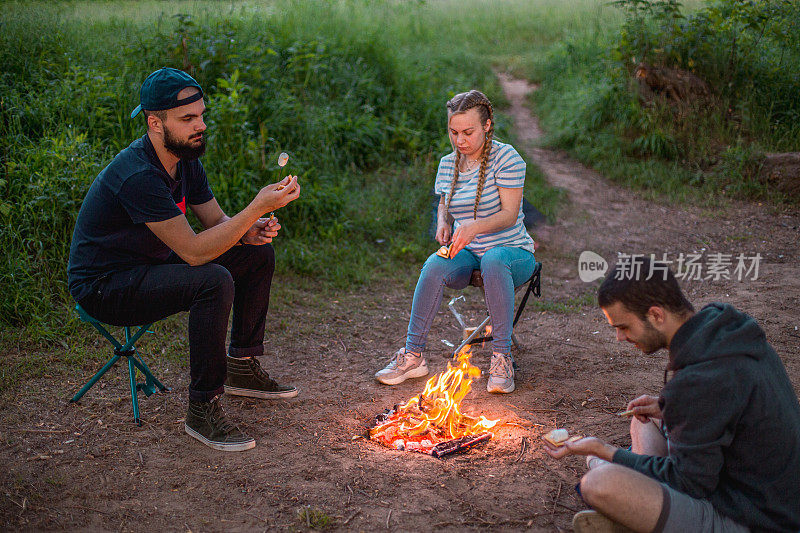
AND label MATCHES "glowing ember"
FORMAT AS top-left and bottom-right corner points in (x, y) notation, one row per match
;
(369, 347), (499, 455)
